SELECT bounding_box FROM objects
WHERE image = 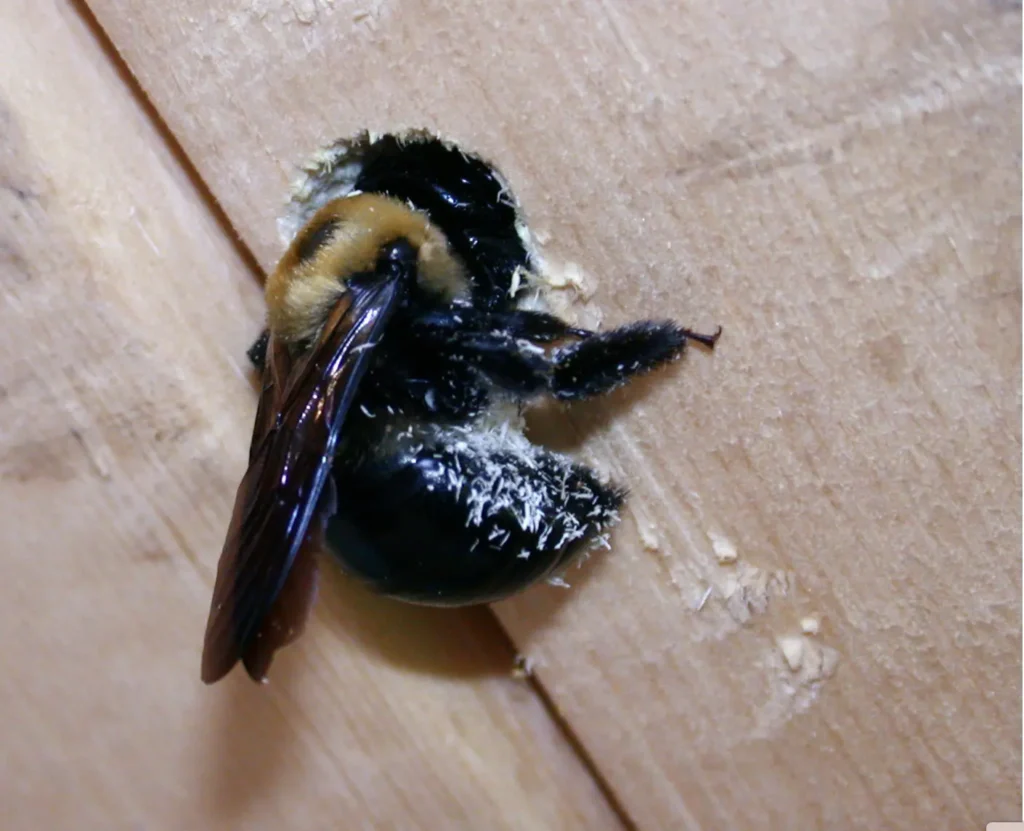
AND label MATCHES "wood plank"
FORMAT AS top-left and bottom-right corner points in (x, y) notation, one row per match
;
(81, 0), (1022, 827)
(0, 2), (627, 829)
